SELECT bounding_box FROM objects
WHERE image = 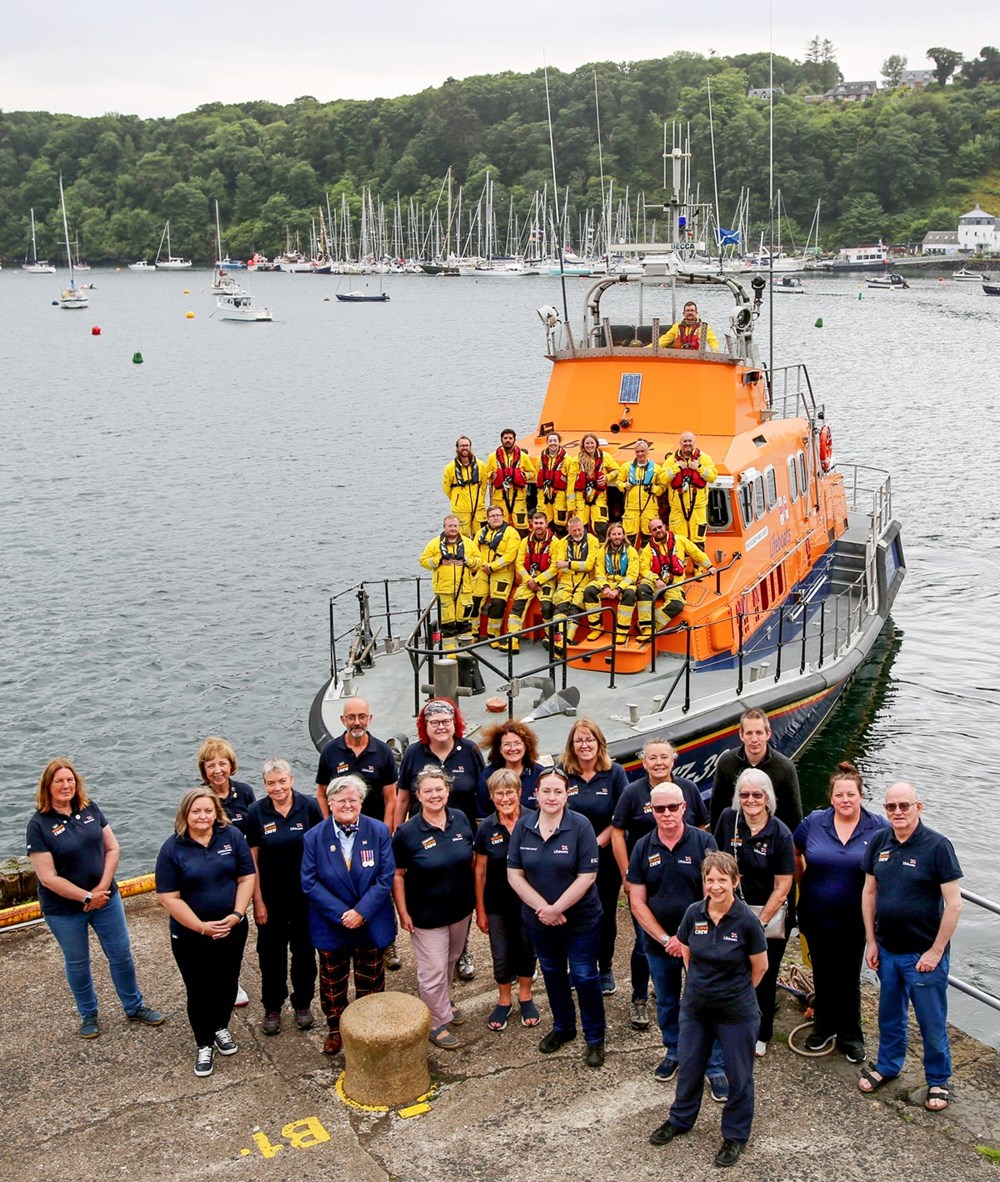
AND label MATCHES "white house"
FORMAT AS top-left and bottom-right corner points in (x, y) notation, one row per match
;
(957, 204), (999, 251)
(921, 230), (961, 256)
